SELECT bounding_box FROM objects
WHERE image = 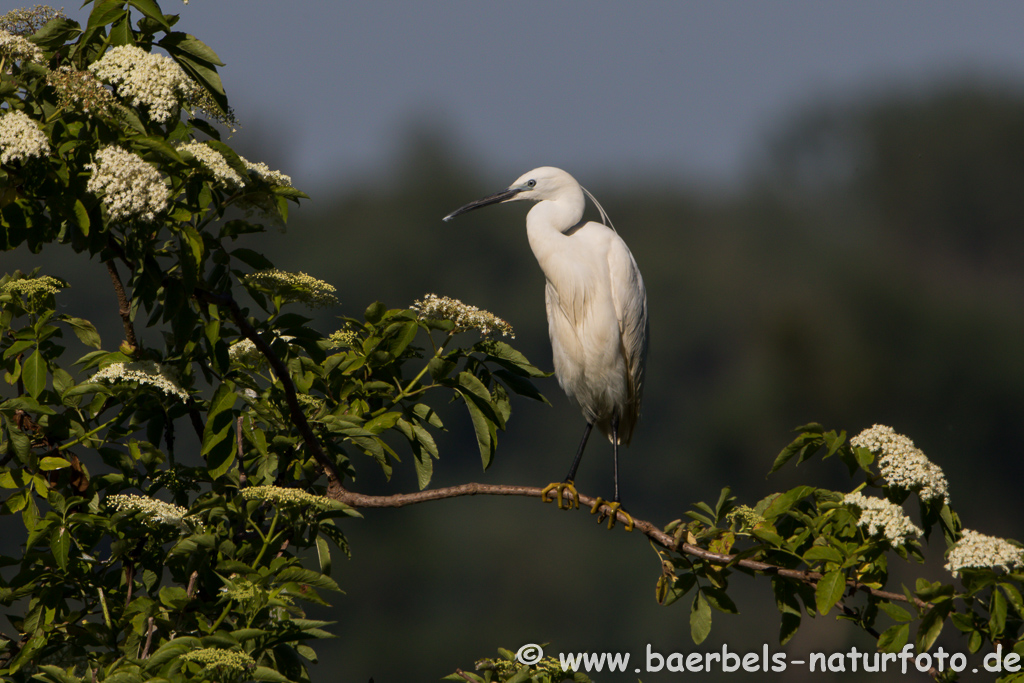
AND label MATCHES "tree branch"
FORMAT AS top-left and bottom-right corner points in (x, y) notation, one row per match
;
(105, 259), (137, 349)
(194, 289), (341, 483)
(326, 480), (931, 611)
